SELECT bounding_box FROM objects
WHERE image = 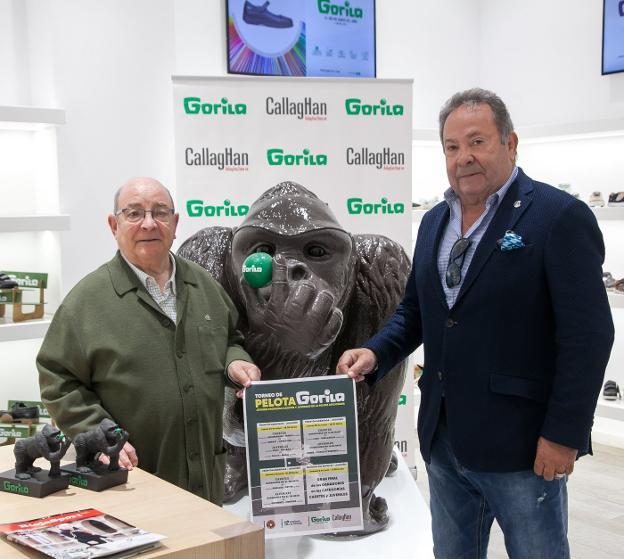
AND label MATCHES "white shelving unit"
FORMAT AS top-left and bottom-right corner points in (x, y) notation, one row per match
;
(0, 318), (52, 342)
(0, 106), (65, 129)
(0, 215), (70, 232)
(0, 105), (66, 401)
(608, 292), (624, 309)
(591, 207), (624, 220)
(596, 398), (624, 422)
